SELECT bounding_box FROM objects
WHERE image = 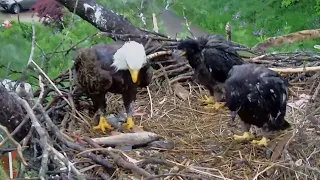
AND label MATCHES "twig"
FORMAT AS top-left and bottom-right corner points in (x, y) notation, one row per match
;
(0, 125), (27, 166)
(48, 144), (84, 178)
(312, 81), (320, 100)
(152, 13), (159, 33)
(182, 7), (195, 38)
(155, 62), (173, 93)
(146, 86), (153, 117)
(33, 75), (44, 109)
(98, 32), (177, 42)
(10, 93), (49, 179)
(269, 66), (320, 73)
(166, 160), (231, 180)
(36, 105), (115, 175)
(253, 163), (278, 180)
(0, 114), (30, 147)
(147, 50), (172, 60)
(146, 173), (209, 180)
(225, 22), (231, 41)
(27, 24), (36, 65)
(82, 137), (152, 178)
